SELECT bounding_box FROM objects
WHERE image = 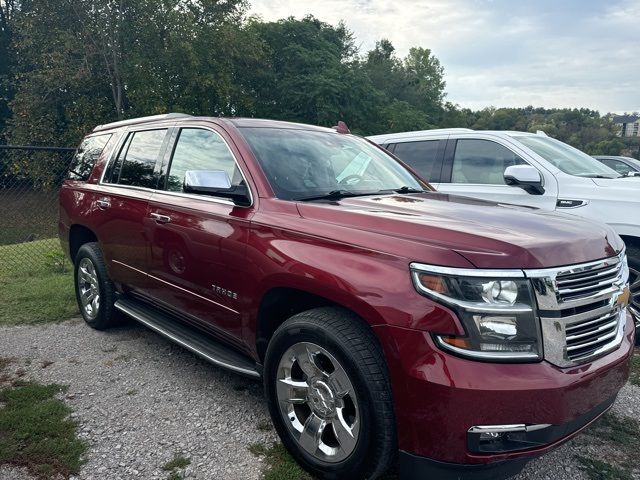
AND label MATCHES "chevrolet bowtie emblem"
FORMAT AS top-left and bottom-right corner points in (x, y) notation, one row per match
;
(616, 286), (631, 308)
